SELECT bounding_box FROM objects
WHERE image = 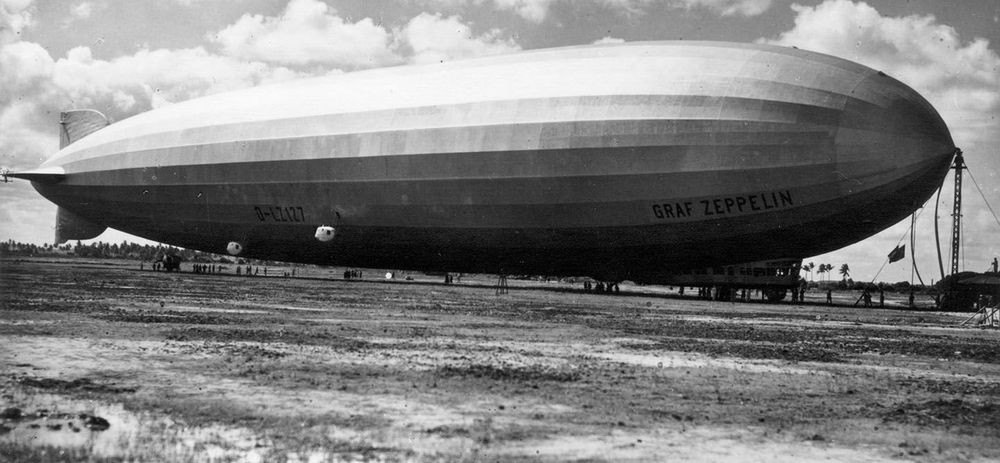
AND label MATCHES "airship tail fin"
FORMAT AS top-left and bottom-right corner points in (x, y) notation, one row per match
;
(60, 109), (110, 149)
(55, 207), (107, 244)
